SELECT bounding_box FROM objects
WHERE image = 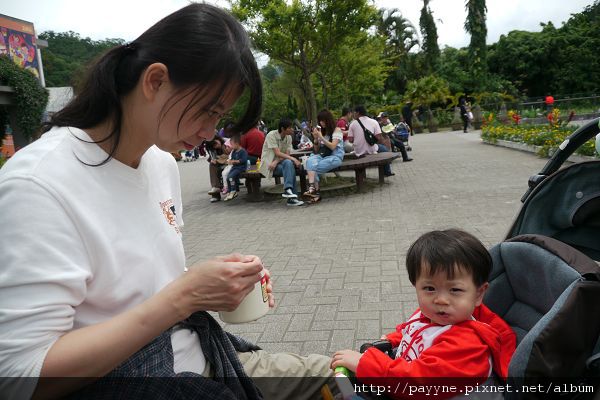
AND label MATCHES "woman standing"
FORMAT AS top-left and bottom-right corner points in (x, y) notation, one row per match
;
(303, 109), (345, 204)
